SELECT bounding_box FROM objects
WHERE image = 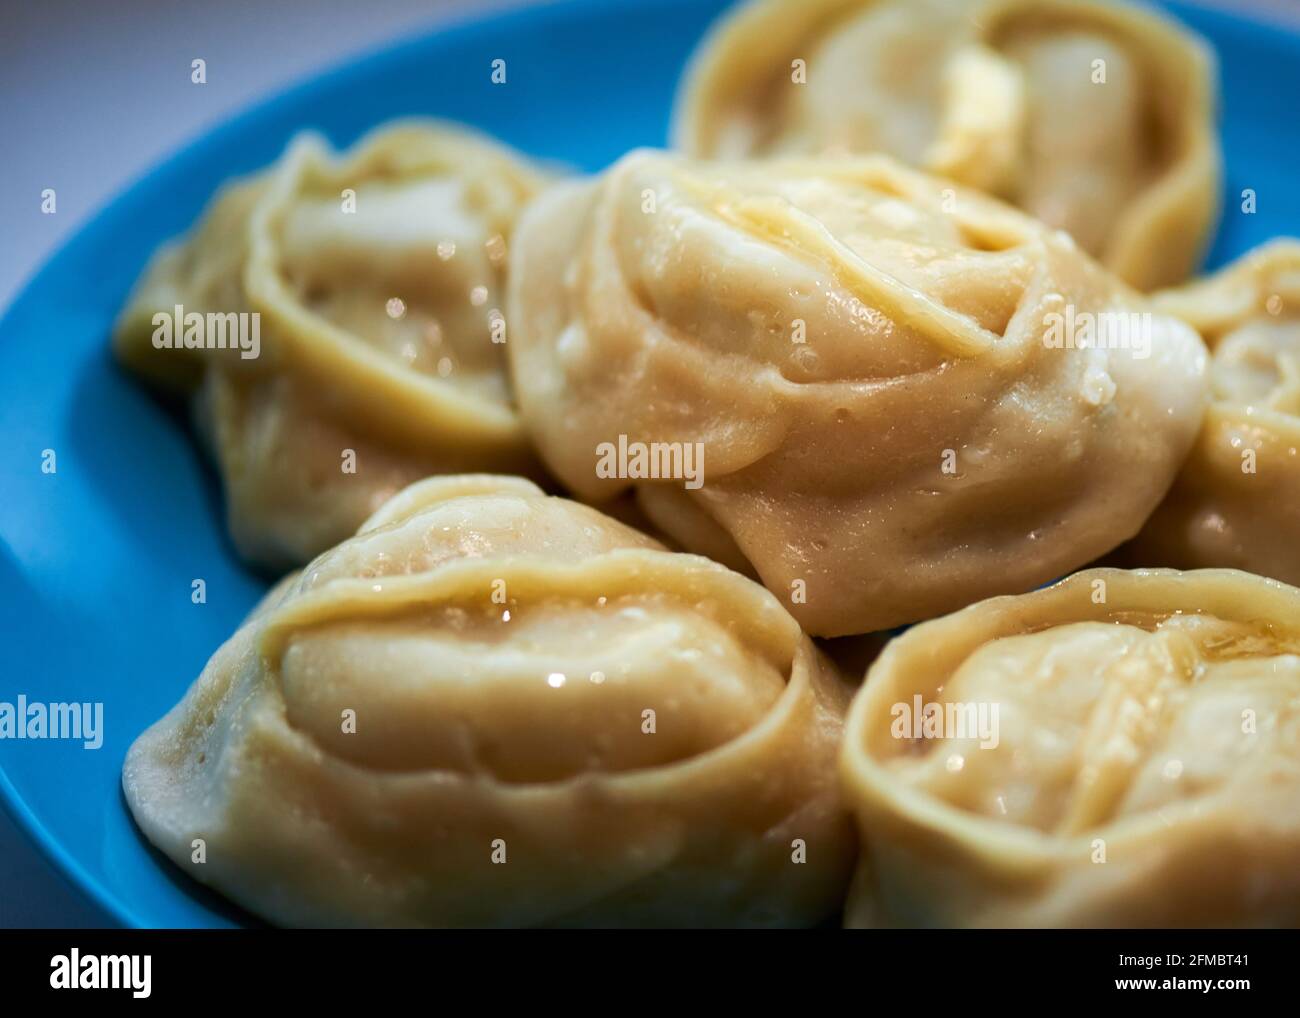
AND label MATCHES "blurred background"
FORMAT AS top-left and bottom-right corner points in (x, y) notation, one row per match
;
(0, 0), (530, 315)
(0, 0), (1295, 926)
